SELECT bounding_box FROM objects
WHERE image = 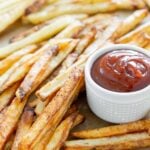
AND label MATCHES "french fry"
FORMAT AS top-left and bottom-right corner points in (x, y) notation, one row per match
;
(127, 31), (150, 47)
(25, 0), (48, 15)
(45, 112), (78, 150)
(116, 22), (150, 43)
(16, 39), (78, 101)
(84, 17), (120, 55)
(0, 82), (20, 112)
(0, 0), (21, 10)
(111, 9), (148, 40)
(9, 23), (49, 43)
(55, 26), (95, 75)
(56, 21), (84, 38)
(0, 16), (75, 59)
(72, 119), (150, 139)
(11, 106), (34, 150)
(36, 54), (86, 100)
(19, 67), (84, 149)
(144, 44), (150, 51)
(144, 0), (150, 8)
(72, 114), (85, 128)
(25, 0), (144, 24)
(0, 97), (27, 149)
(65, 132), (150, 150)
(4, 133), (15, 150)
(0, 0), (35, 34)
(0, 45), (38, 75)
(0, 53), (39, 94)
